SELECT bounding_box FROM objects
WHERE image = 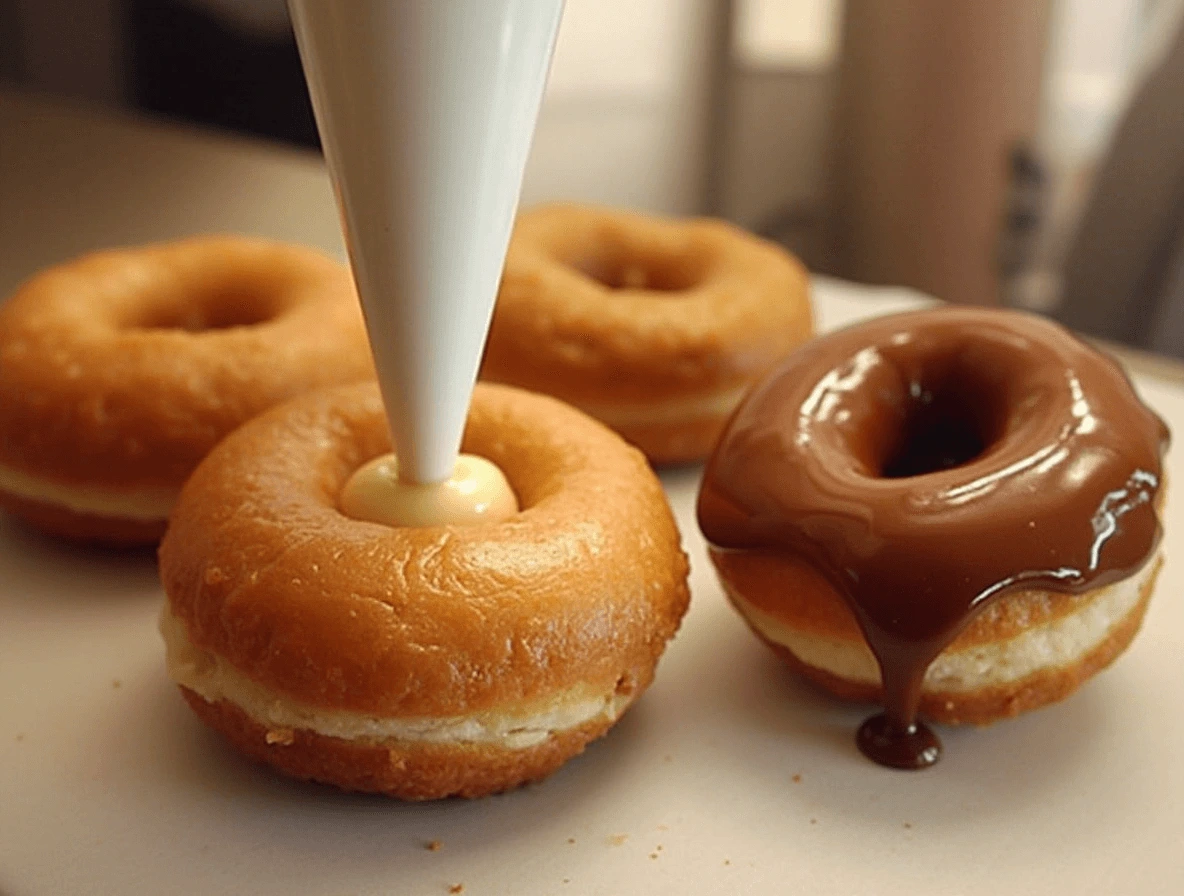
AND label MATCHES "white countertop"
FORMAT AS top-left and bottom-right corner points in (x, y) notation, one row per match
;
(1, 89), (1182, 896)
